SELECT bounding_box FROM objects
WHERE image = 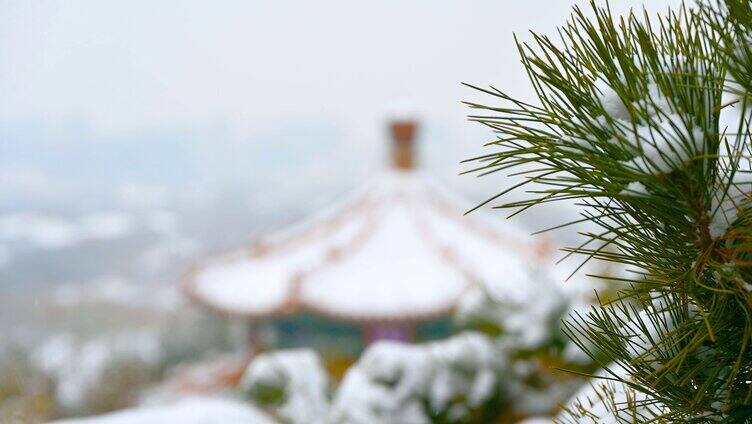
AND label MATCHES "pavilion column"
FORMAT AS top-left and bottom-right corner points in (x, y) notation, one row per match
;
(364, 321), (414, 344)
(247, 319), (268, 355)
